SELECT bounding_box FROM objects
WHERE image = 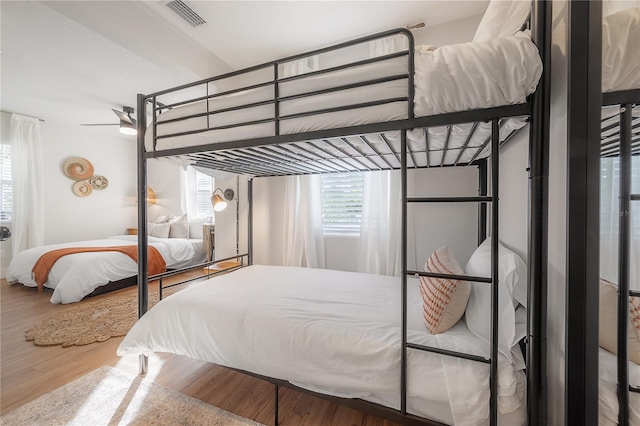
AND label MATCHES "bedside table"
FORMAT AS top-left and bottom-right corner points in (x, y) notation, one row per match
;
(202, 224), (215, 261)
(126, 228), (138, 235)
